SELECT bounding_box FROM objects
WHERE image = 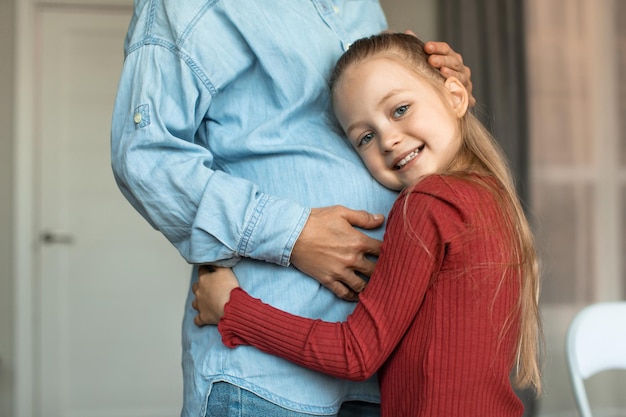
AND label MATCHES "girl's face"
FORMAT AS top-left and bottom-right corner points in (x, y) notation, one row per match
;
(333, 56), (468, 190)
